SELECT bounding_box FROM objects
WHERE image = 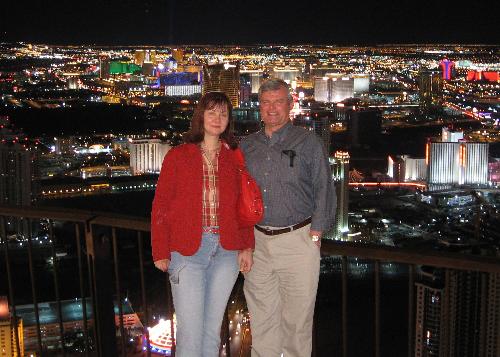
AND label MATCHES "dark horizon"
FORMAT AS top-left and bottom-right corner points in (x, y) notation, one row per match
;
(2, 0), (498, 46)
